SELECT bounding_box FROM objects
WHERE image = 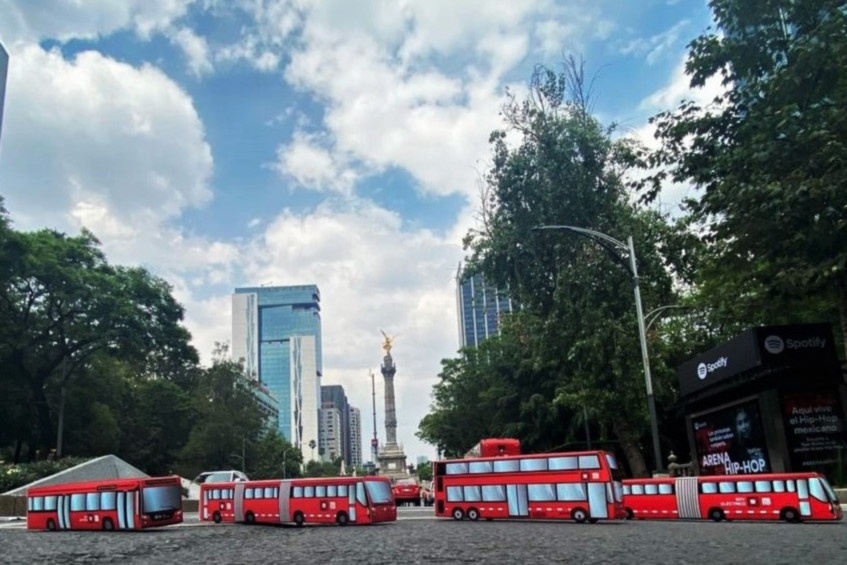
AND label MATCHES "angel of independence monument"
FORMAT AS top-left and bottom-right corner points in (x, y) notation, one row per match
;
(376, 332), (410, 479)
